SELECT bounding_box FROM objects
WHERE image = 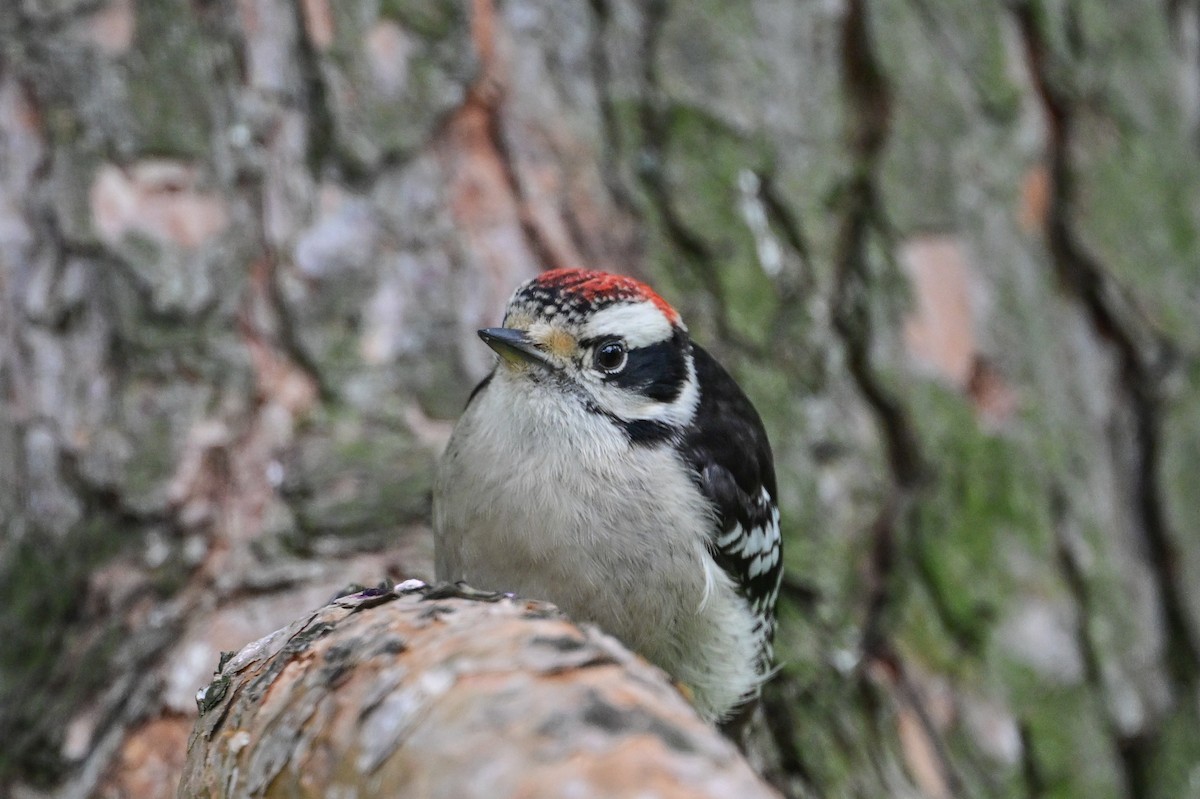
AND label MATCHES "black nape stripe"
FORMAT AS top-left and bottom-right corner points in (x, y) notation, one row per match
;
(584, 400), (676, 447)
(622, 418), (676, 445)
